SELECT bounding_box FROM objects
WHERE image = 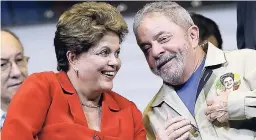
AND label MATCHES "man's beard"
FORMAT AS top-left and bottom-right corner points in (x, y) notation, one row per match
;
(152, 46), (188, 85)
